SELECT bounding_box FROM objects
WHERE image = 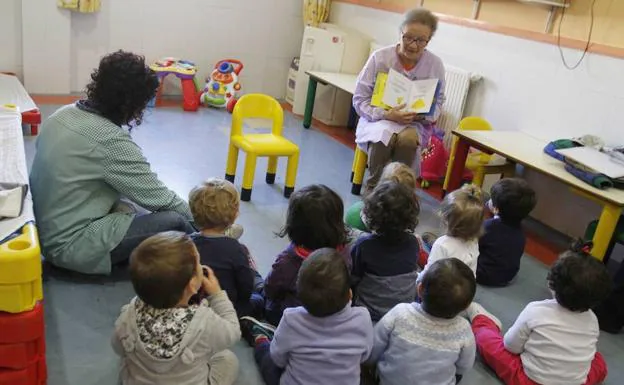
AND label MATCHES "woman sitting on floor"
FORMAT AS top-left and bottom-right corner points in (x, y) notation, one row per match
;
(30, 50), (195, 275)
